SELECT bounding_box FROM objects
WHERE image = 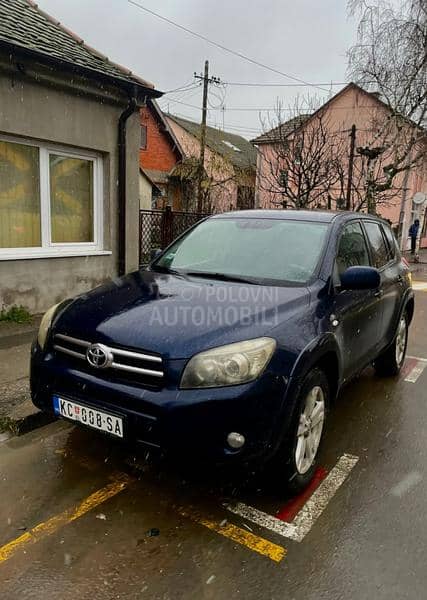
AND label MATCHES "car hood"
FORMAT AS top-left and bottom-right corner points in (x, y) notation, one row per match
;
(55, 270), (310, 359)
